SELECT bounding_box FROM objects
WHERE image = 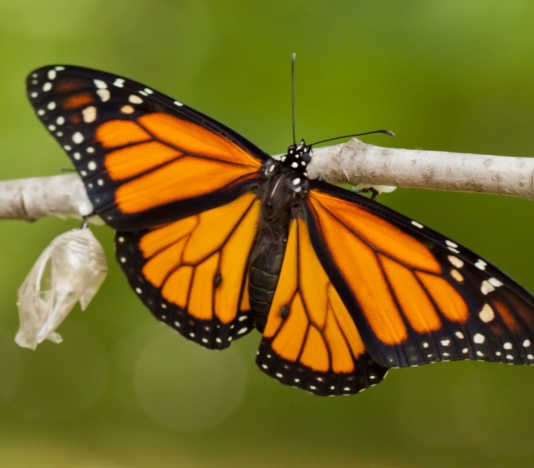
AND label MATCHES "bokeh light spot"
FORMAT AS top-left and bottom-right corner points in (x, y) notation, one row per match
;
(132, 324), (247, 431)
